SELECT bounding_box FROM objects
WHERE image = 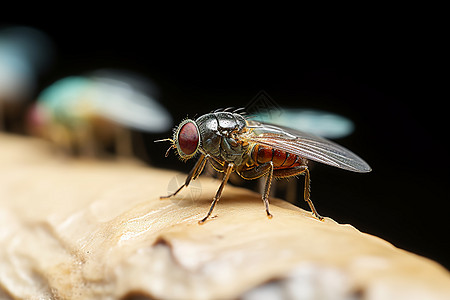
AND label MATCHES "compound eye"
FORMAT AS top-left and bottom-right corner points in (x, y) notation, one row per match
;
(177, 121), (199, 156)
